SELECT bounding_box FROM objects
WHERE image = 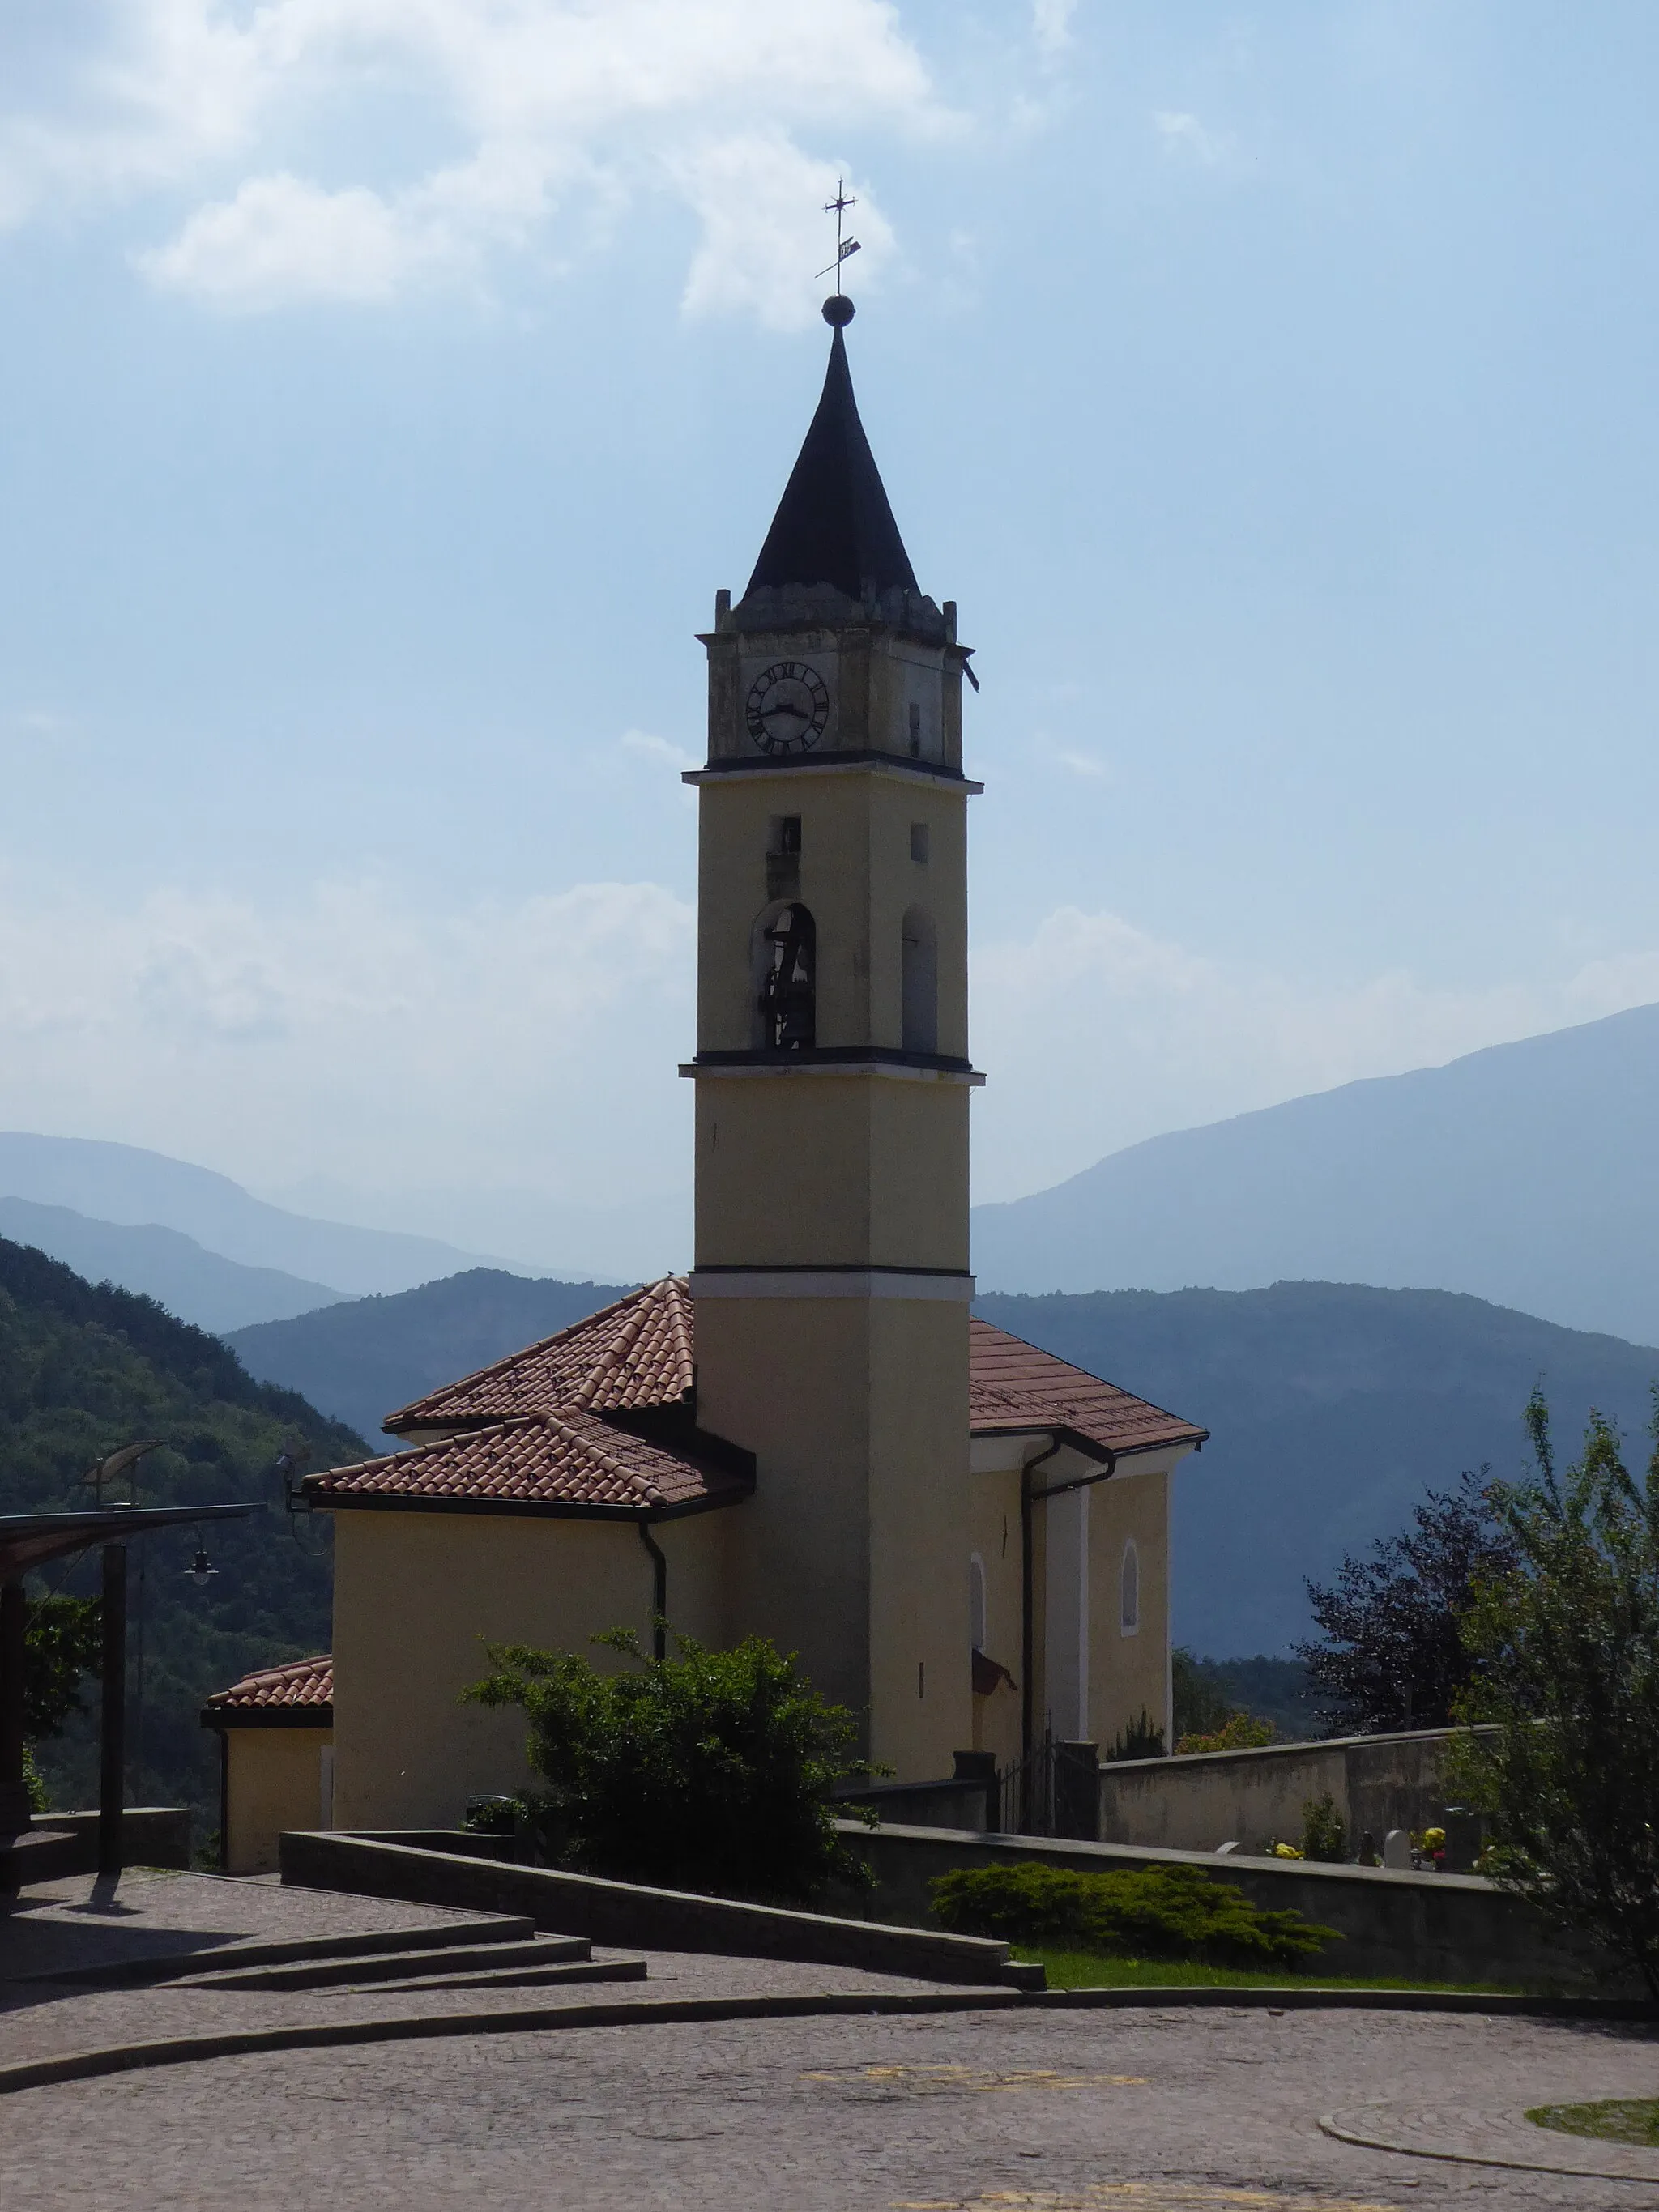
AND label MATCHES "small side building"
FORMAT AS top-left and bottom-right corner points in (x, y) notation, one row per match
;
(201, 1654), (334, 1875)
